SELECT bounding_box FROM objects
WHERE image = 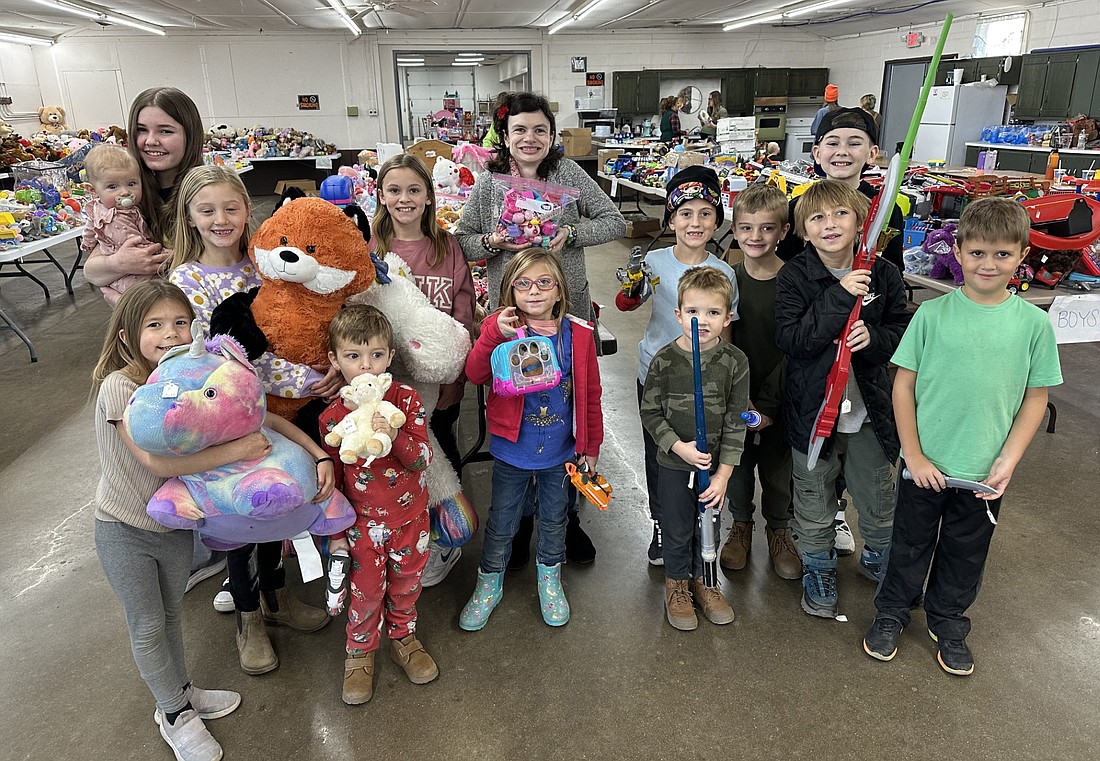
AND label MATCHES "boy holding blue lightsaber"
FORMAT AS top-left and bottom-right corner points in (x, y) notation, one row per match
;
(640, 266), (750, 631)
